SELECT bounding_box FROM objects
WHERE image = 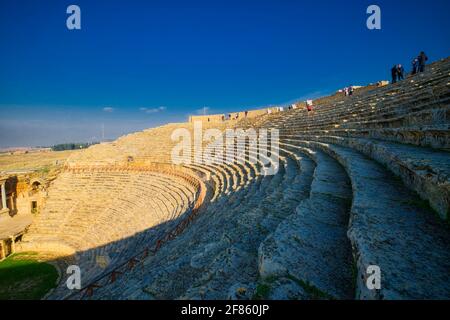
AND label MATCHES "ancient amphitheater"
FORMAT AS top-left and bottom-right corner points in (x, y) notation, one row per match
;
(7, 57), (450, 300)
